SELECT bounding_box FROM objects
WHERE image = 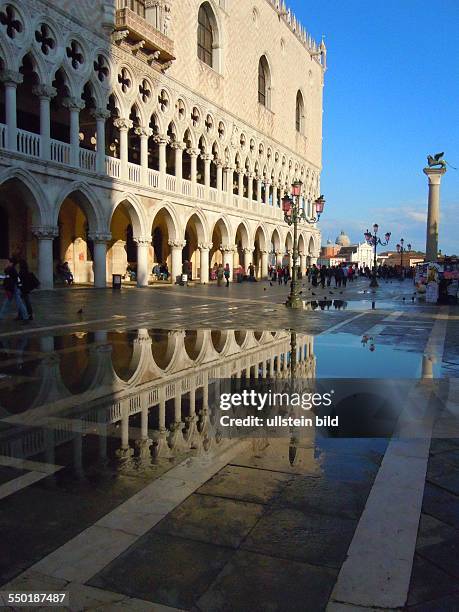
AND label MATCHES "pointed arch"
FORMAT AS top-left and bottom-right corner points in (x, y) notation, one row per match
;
(197, 2), (222, 72)
(54, 182), (103, 232)
(0, 168), (49, 226)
